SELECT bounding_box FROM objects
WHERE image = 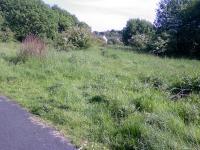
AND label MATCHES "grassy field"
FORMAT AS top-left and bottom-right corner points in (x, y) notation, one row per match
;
(0, 42), (200, 149)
